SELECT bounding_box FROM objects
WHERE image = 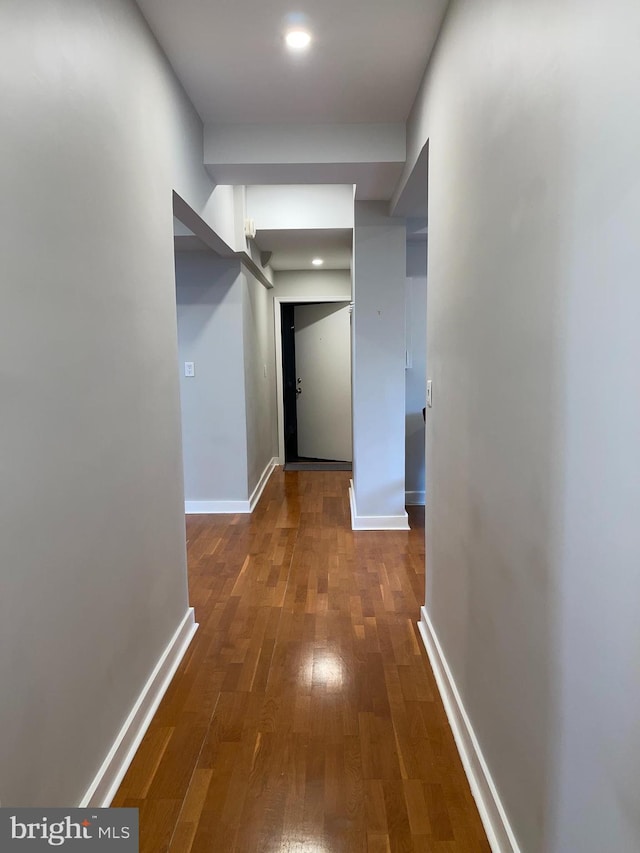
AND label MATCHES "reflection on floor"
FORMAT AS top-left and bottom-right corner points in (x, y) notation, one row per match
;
(113, 468), (489, 852)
